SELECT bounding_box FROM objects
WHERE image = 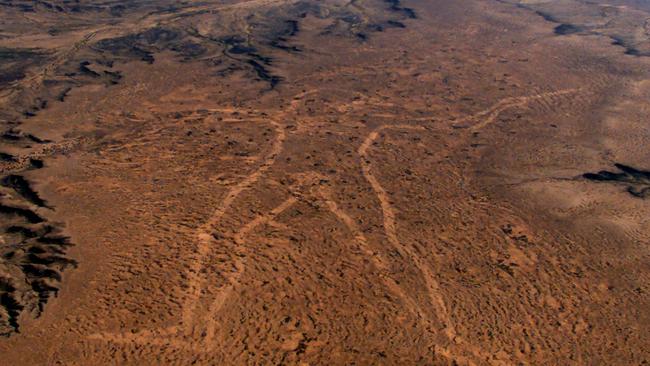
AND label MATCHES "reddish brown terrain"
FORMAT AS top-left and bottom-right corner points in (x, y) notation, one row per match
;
(0, 0), (649, 364)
